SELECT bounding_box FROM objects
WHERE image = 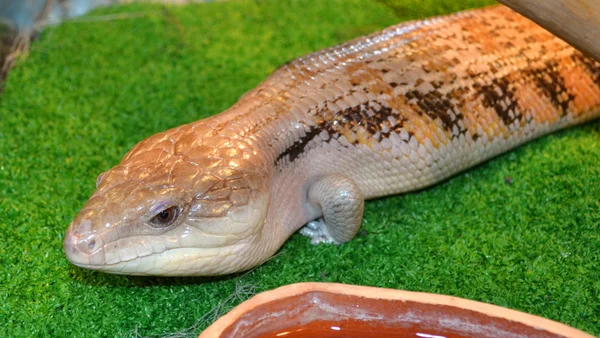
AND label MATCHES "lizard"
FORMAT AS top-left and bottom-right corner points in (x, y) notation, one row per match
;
(63, 5), (600, 276)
